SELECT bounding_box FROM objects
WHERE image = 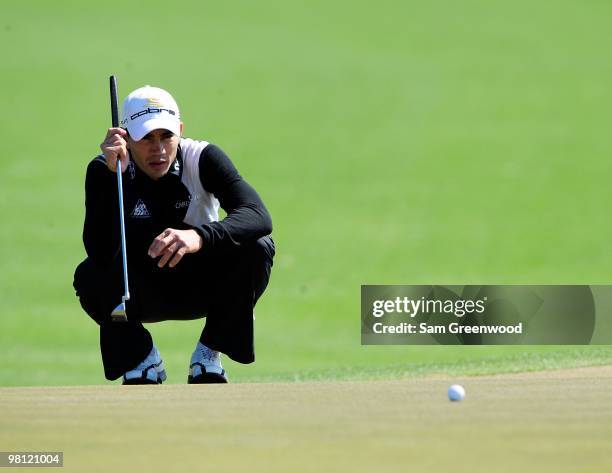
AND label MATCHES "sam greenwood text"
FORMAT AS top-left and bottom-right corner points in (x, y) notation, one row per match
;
(372, 322), (523, 335)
